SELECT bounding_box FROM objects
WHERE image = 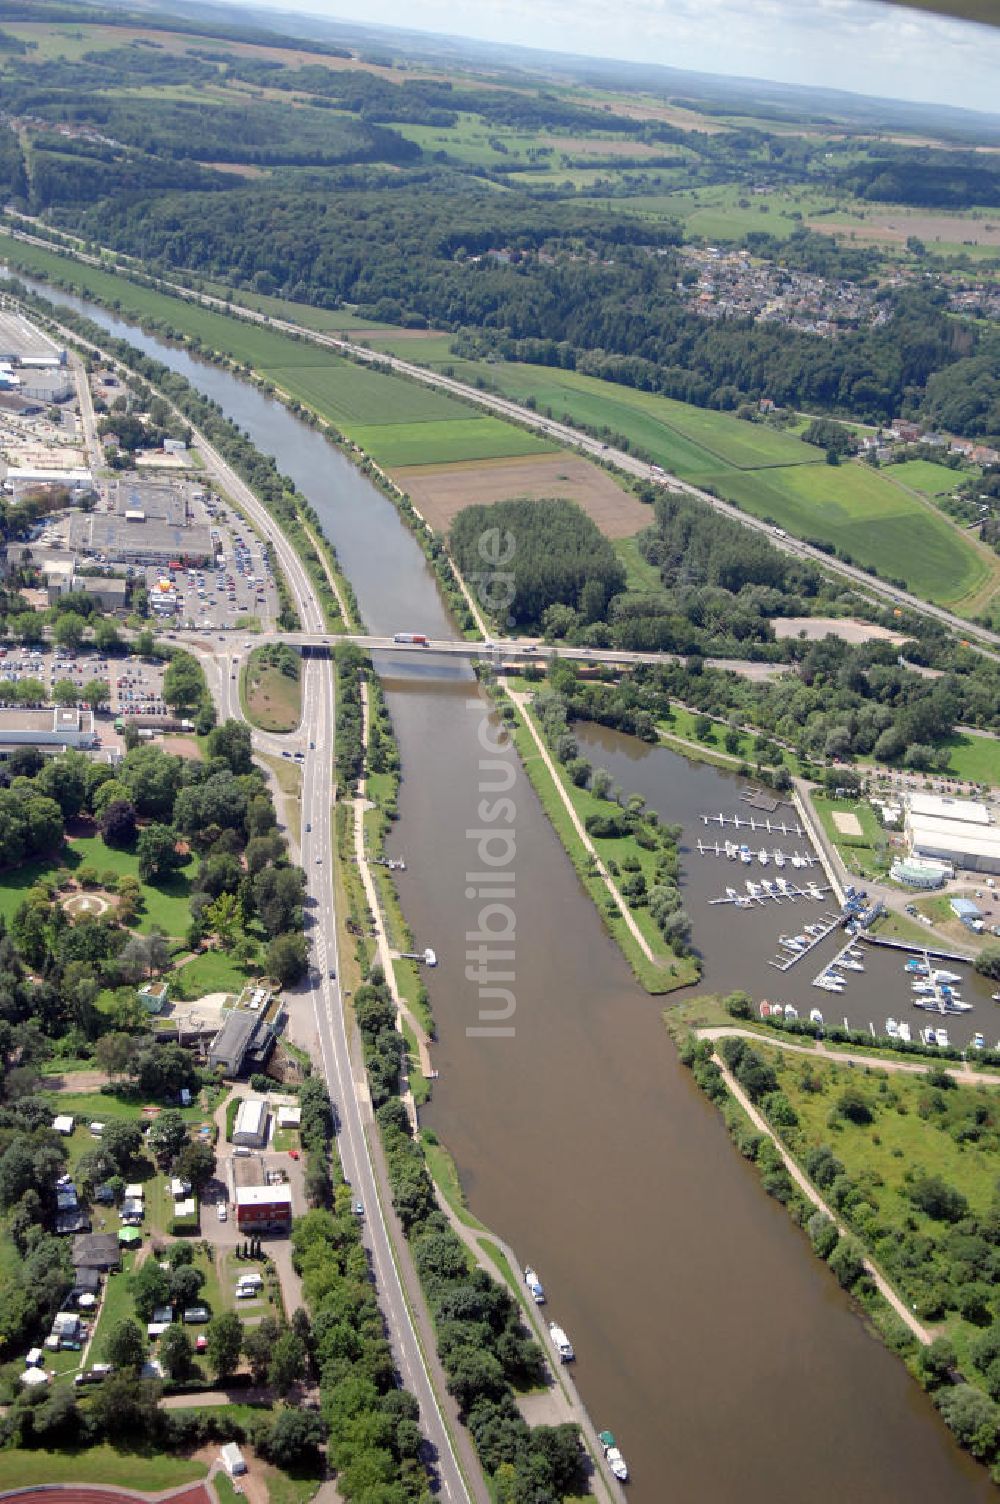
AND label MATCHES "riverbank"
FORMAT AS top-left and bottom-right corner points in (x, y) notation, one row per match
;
(672, 994), (1000, 1485)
